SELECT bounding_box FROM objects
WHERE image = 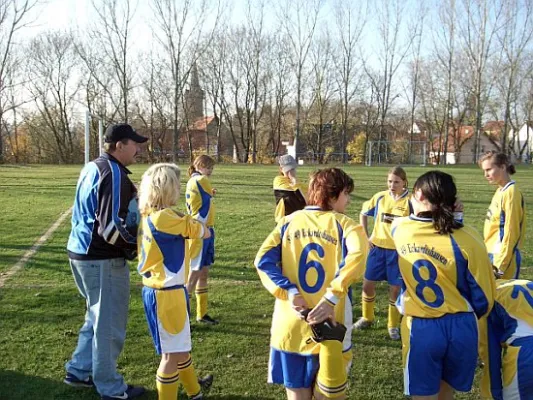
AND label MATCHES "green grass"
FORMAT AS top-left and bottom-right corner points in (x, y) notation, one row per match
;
(0, 163), (531, 399)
